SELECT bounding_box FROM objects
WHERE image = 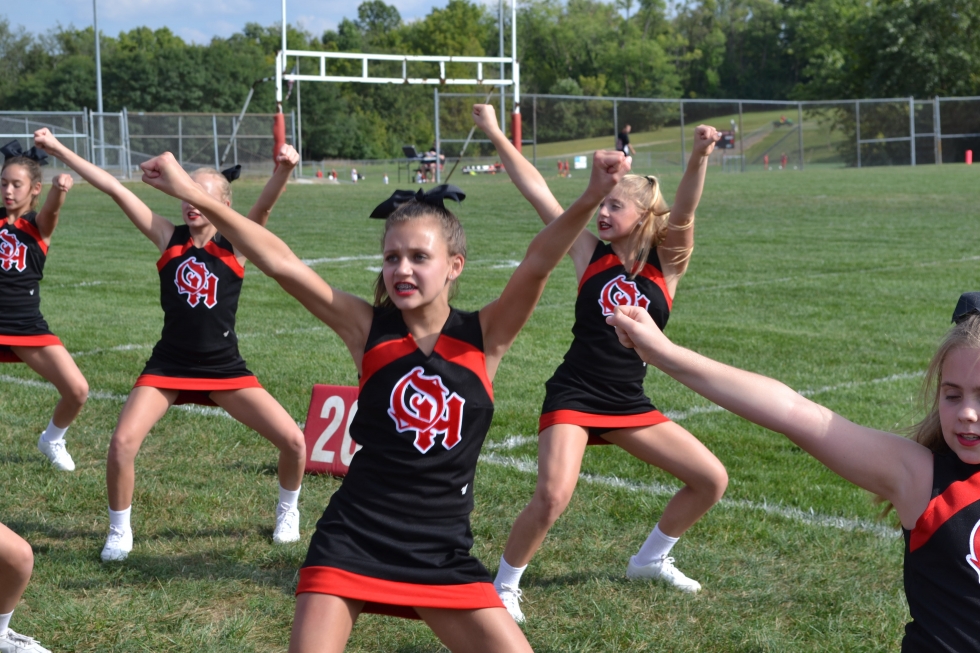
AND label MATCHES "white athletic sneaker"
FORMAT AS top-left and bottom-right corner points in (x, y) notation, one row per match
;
(626, 555), (702, 593)
(37, 436), (75, 471)
(101, 525), (133, 562)
(496, 583), (525, 624)
(272, 505), (300, 544)
(0, 629), (52, 653)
